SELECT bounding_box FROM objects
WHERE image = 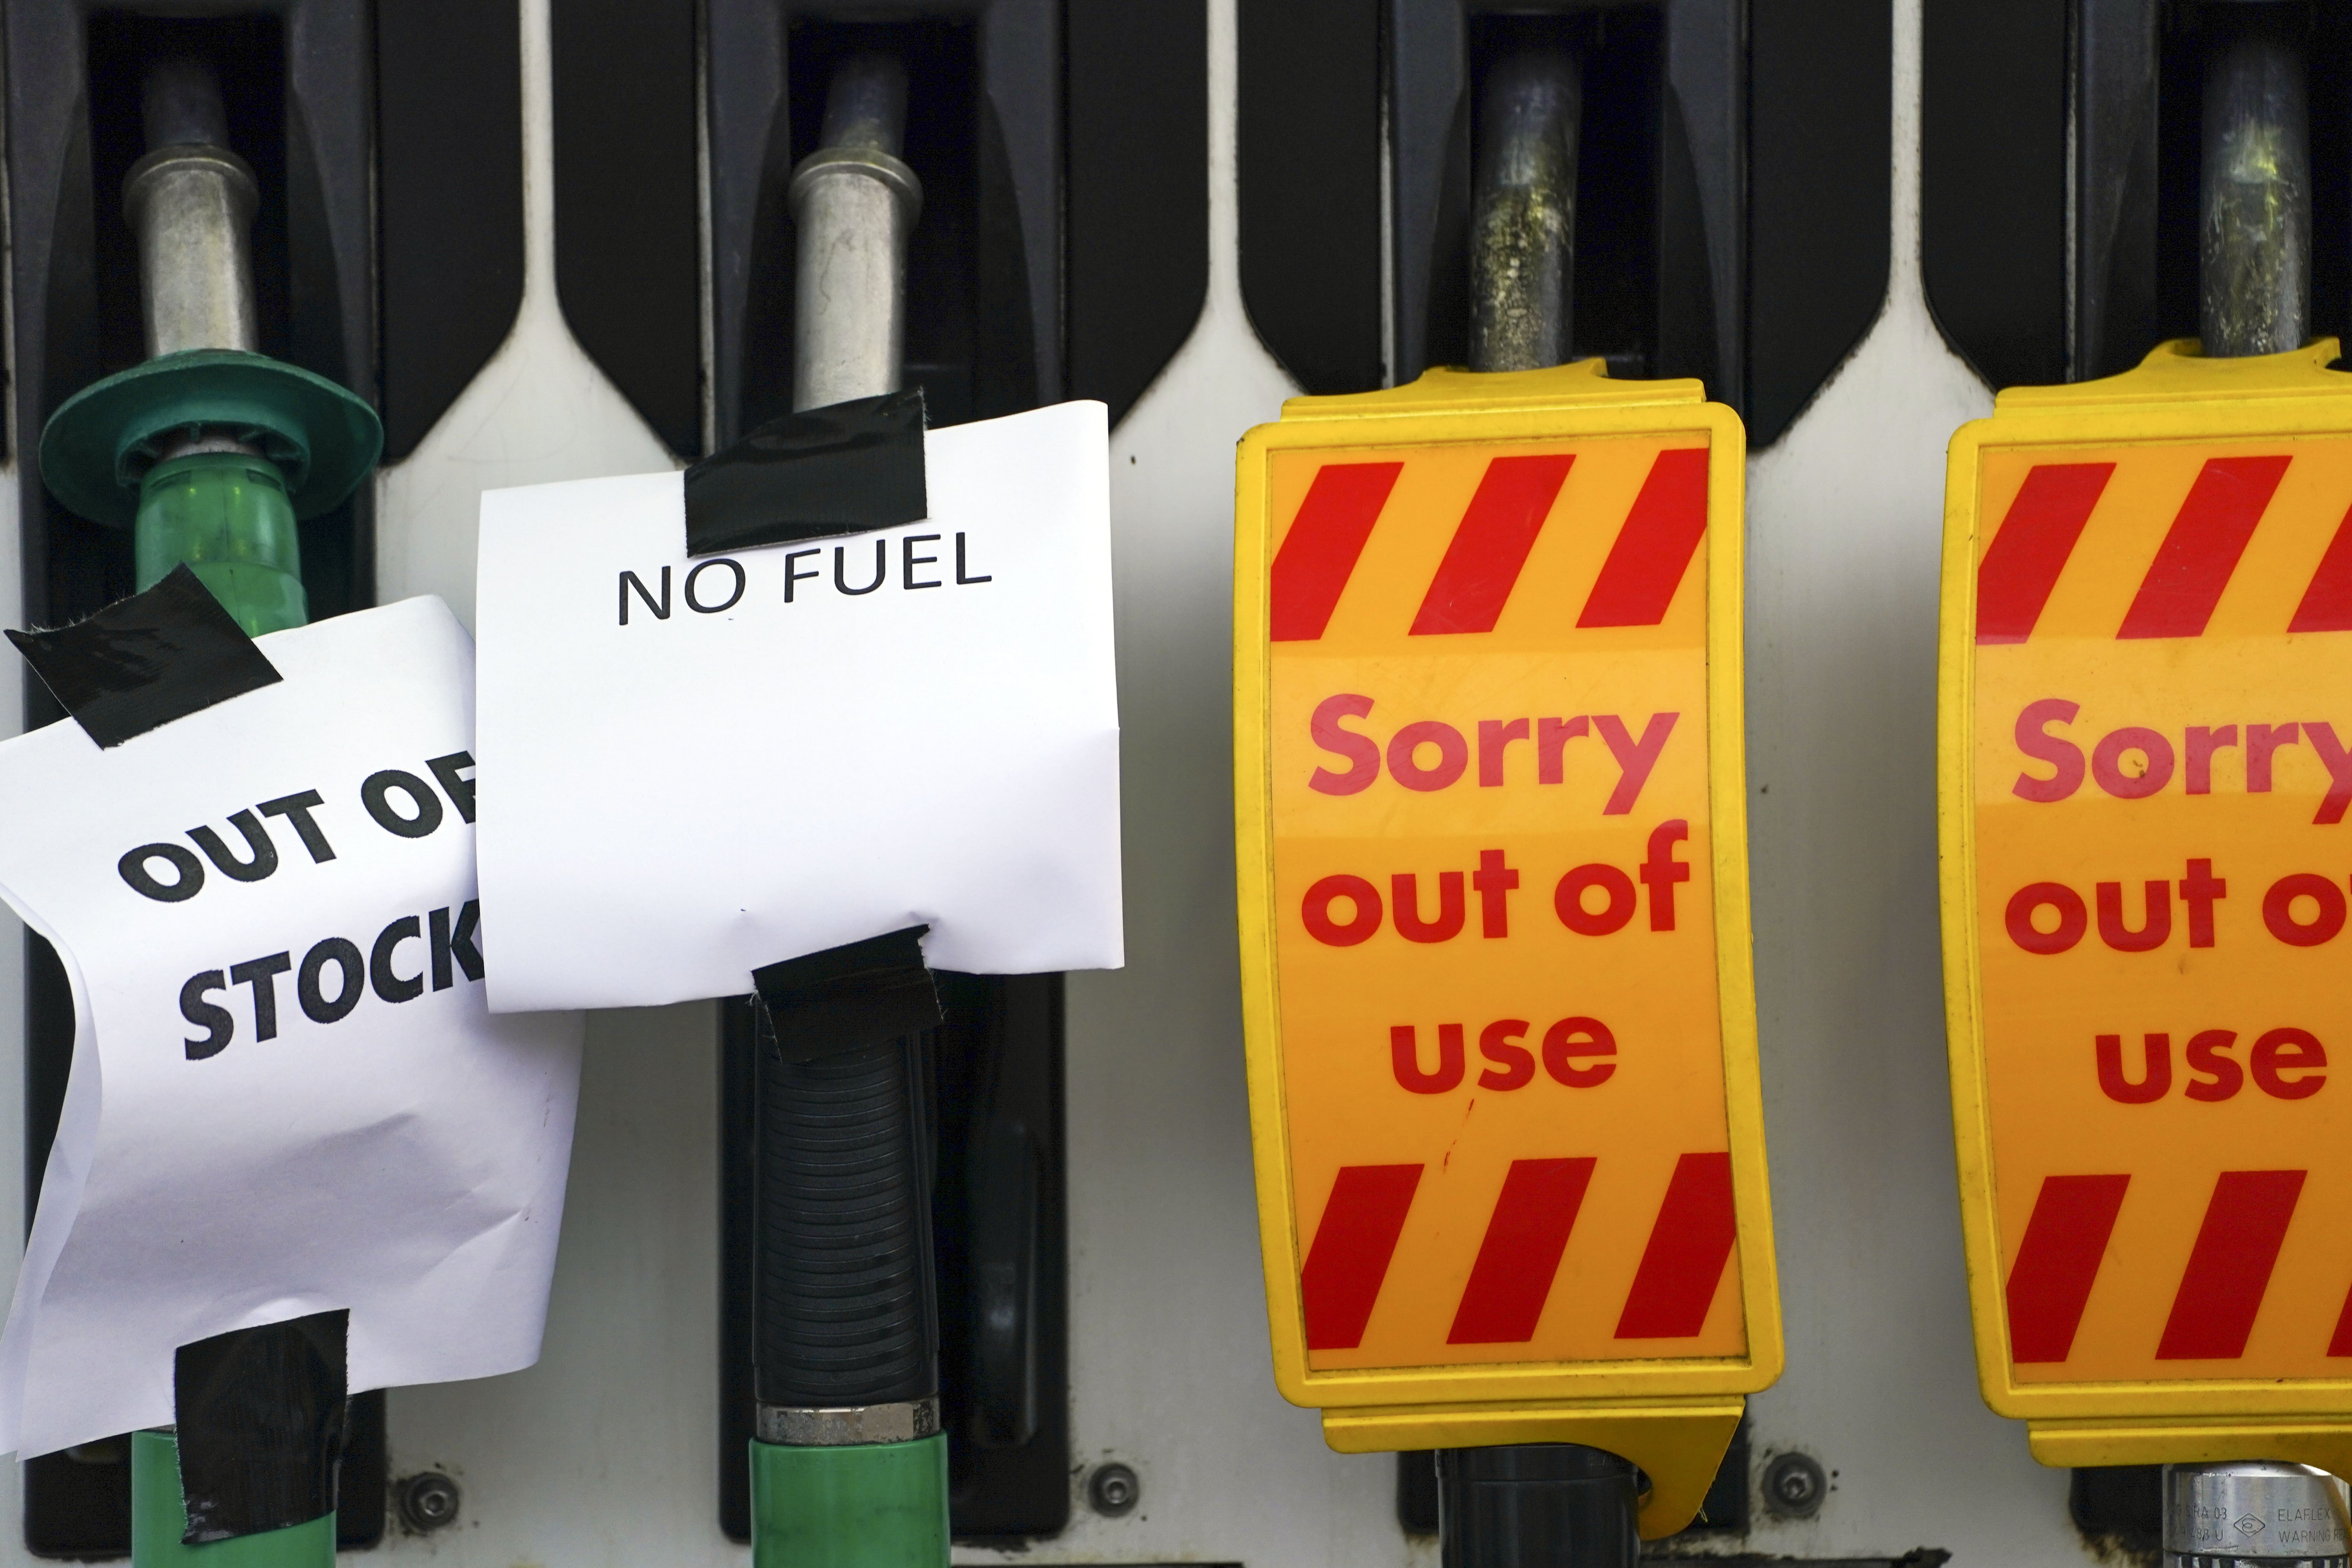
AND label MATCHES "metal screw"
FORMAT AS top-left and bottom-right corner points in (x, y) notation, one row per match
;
(395, 1470), (461, 1532)
(1087, 1461), (1140, 1517)
(1762, 1451), (1827, 1519)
